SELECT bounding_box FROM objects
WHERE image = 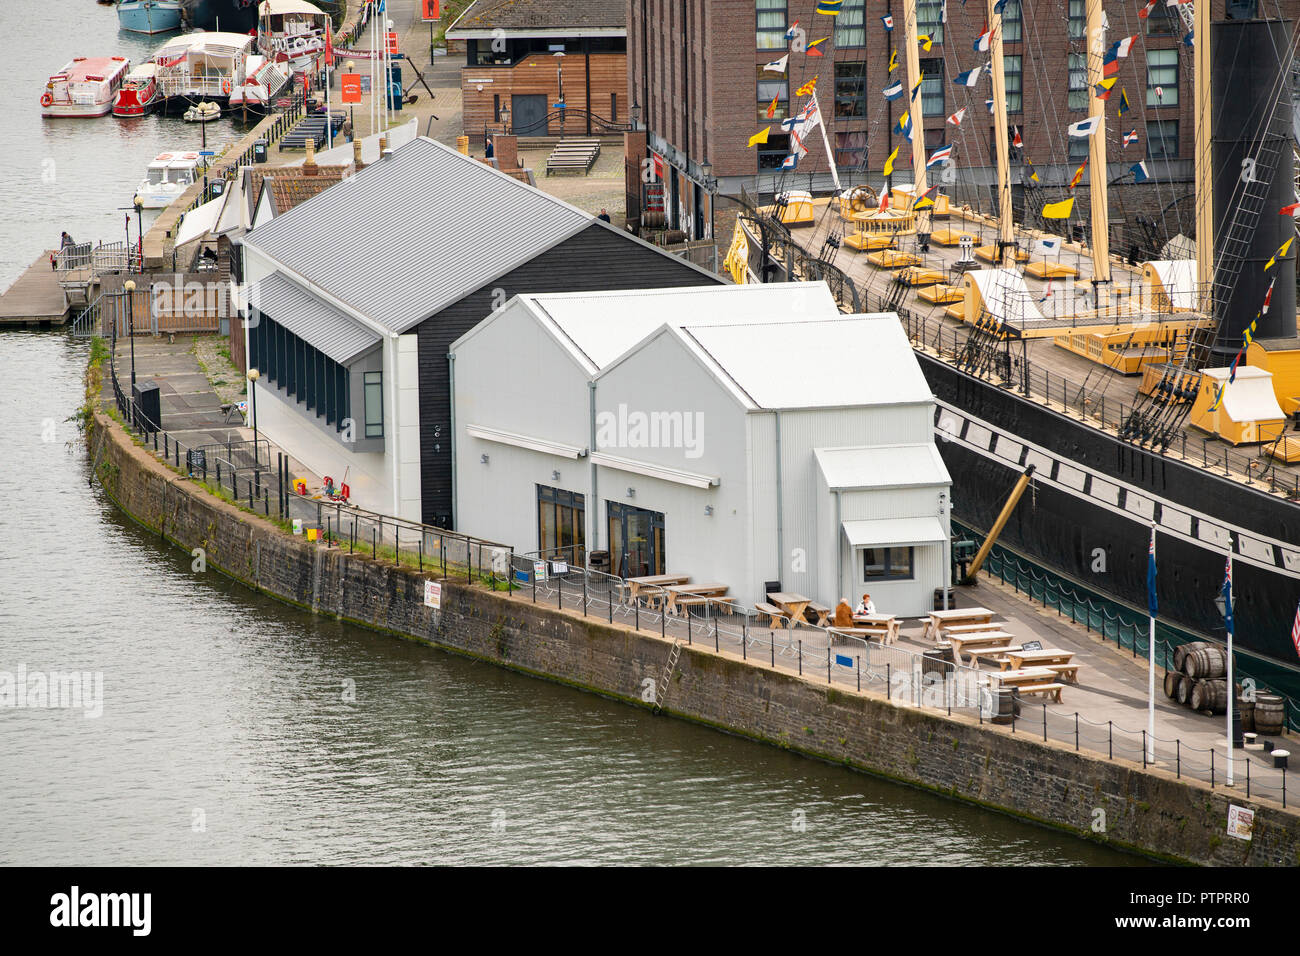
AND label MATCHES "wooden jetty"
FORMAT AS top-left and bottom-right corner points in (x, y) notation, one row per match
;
(0, 252), (69, 326)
